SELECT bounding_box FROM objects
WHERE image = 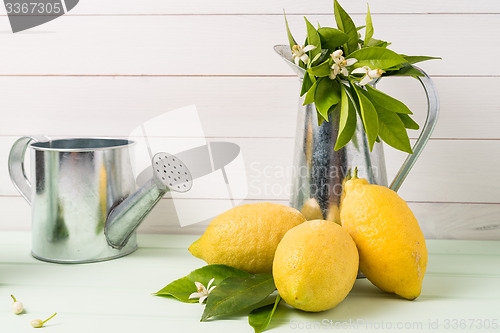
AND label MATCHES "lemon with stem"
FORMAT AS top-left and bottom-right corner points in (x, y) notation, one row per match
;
(340, 168), (427, 300)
